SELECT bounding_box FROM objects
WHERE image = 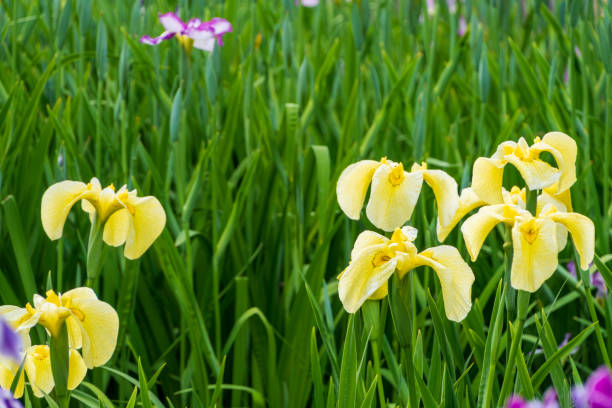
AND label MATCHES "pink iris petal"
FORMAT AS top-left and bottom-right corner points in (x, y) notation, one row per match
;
(300, 0), (319, 6)
(186, 18), (232, 49)
(586, 366), (612, 408)
(140, 31), (176, 45)
(506, 396), (528, 408)
(591, 270), (607, 298)
(458, 15), (467, 36)
(158, 12), (186, 33)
